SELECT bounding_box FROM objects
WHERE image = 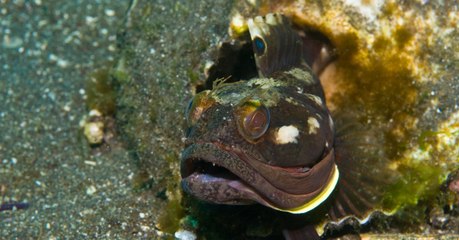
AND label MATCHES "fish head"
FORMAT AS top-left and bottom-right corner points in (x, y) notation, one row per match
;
(181, 73), (337, 213)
